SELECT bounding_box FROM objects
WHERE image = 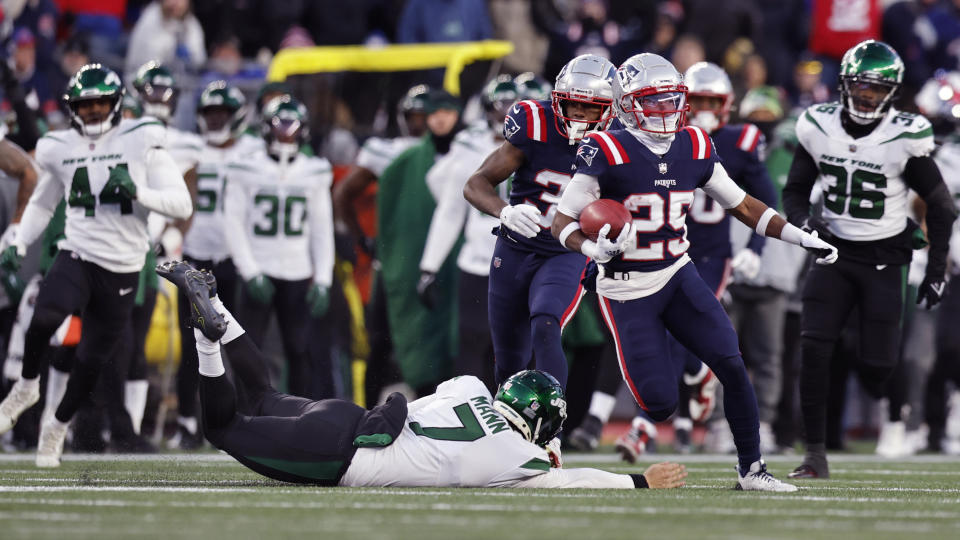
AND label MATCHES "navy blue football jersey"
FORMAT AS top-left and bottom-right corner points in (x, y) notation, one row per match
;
(574, 126), (720, 273)
(502, 99), (579, 254)
(686, 123), (778, 259)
